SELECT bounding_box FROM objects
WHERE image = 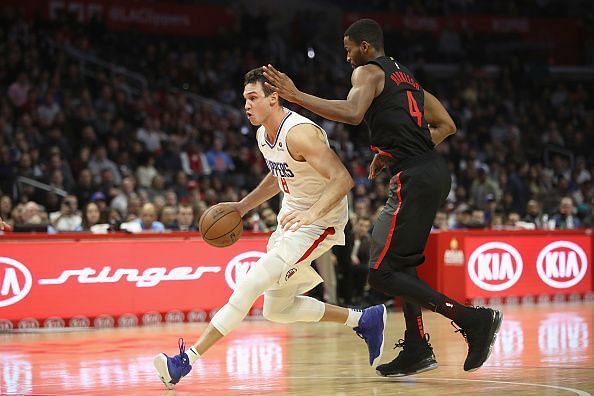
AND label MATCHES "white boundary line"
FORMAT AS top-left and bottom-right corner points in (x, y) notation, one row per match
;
(284, 376), (592, 396)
